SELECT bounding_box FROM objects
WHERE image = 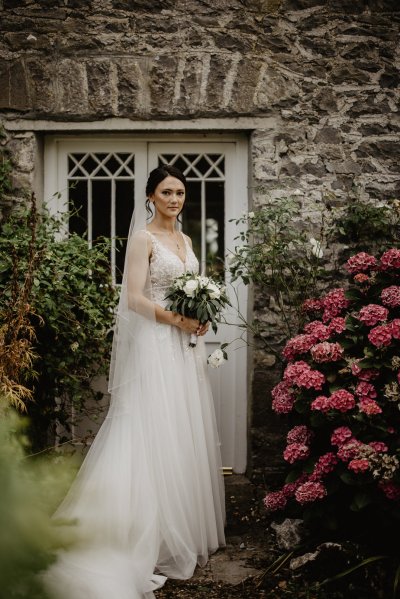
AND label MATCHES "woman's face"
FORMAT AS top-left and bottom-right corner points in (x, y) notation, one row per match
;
(150, 176), (186, 219)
